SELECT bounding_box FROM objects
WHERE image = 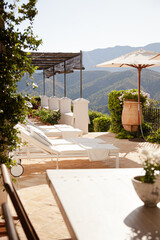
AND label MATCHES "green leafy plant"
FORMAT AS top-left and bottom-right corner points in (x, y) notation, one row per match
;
(30, 96), (41, 109)
(88, 111), (106, 132)
(93, 116), (111, 132)
(146, 128), (160, 144)
(116, 129), (134, 139)
(29, 107), (61, 125)
(108, 90), (123, 133)
(0, 0), (41, 165)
